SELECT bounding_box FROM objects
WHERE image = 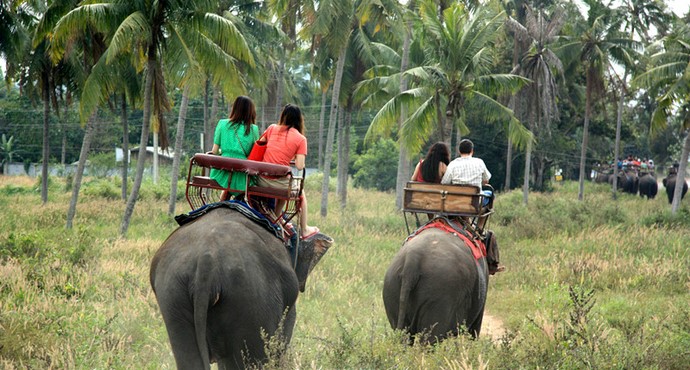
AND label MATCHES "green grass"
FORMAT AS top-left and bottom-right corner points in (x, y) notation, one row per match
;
(0, 175), (688, 369)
